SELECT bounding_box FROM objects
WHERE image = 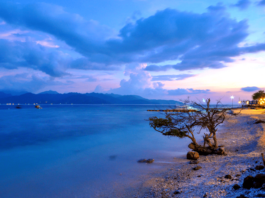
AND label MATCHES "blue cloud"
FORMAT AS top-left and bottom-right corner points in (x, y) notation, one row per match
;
(241, 86), (260, 92)
(106, 65), (210, 97)
(168, 88), (210, 95)
(0, 39), (70, 77)
(144, 65), (173, 72)
(258, 0), (265, 6)
(86, 76), (97, 82)
(0, 2), (265, 74)
(233, 0), (251, 10)
(152, 74), (195, 81)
